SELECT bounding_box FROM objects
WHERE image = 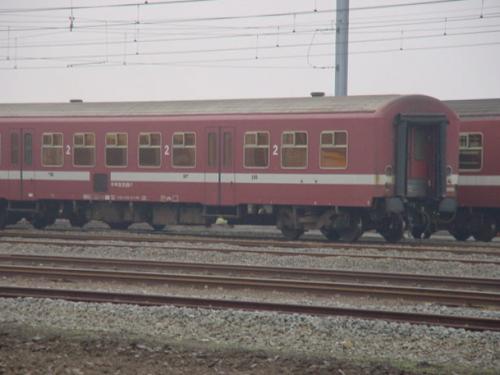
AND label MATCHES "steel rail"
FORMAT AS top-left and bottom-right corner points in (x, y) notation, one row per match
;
(1, 264), (500, 307)
(0, 286), (499, 332)
(3, 228), (500, 254)
(1, 236), (499, 266)
(1, 253), (499, 290)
